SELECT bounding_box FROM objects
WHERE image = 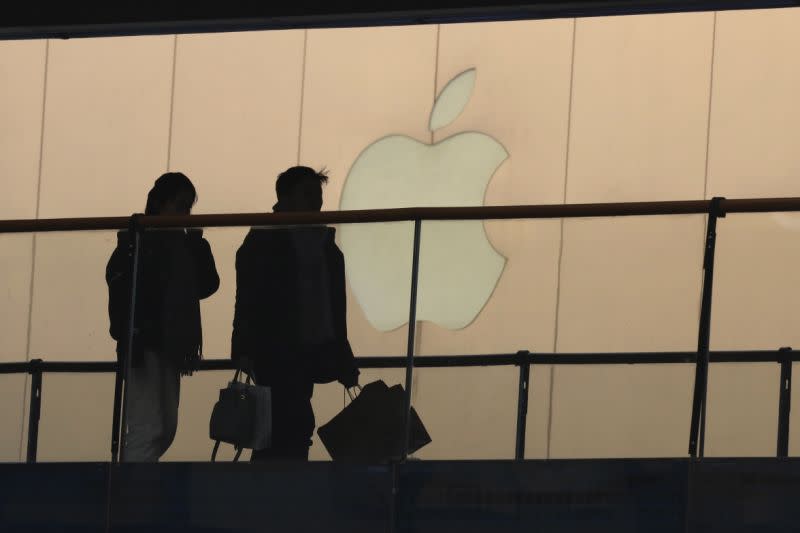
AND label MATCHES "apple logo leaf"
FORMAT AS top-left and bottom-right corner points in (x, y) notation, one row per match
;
(428, 68), (476, 132)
